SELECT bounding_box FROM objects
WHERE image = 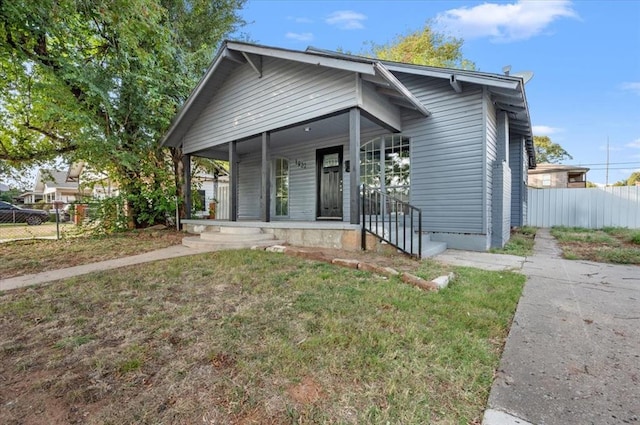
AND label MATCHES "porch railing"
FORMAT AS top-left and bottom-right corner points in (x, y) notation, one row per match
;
(361, 185), (422, 258)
